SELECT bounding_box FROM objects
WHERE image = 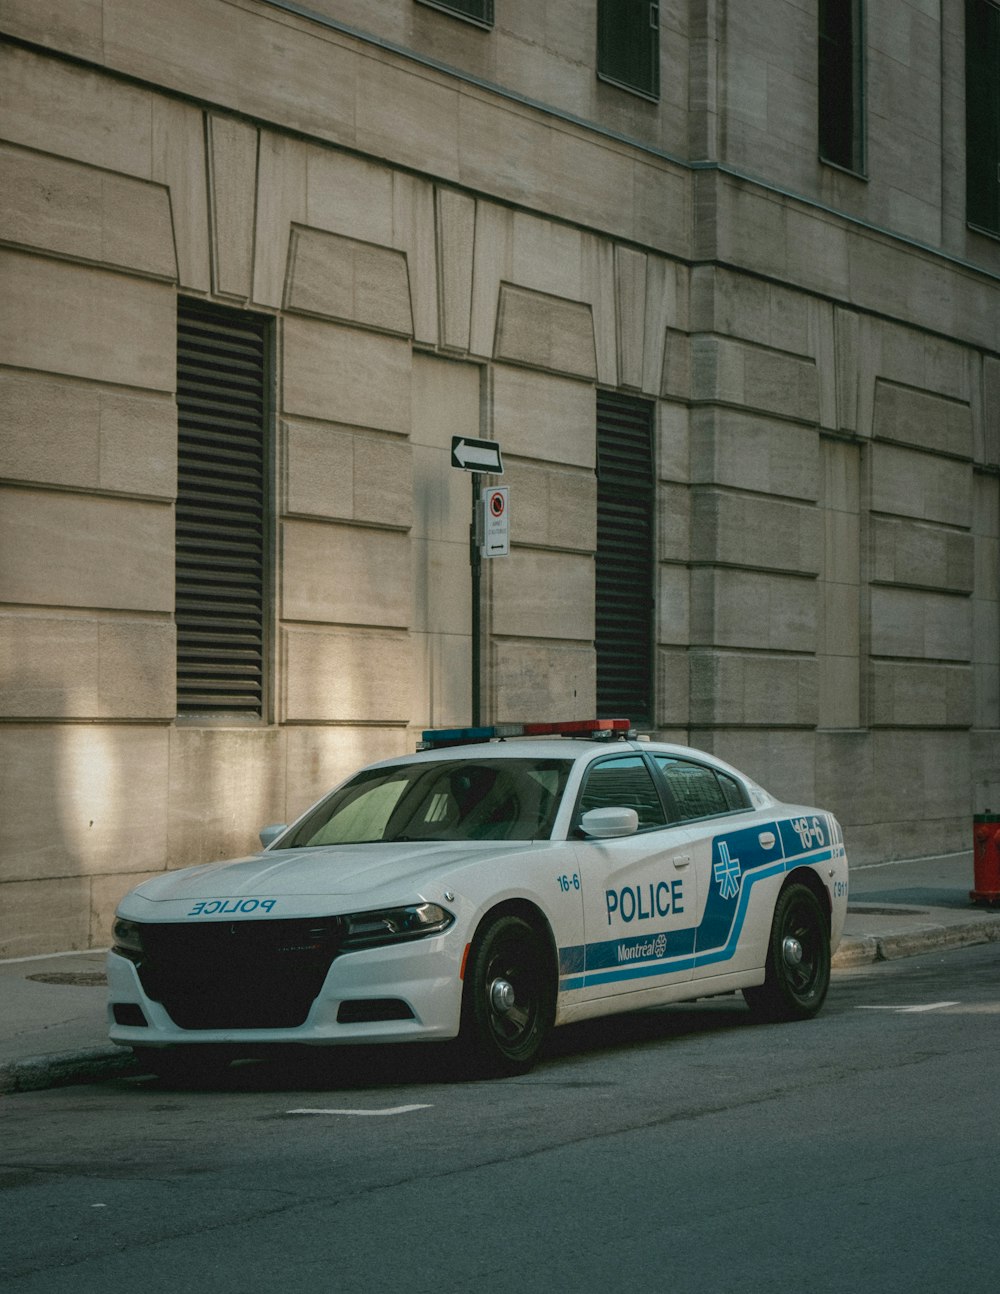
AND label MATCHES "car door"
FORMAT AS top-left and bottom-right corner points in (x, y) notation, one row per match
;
(571, 753), (698, 1002)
